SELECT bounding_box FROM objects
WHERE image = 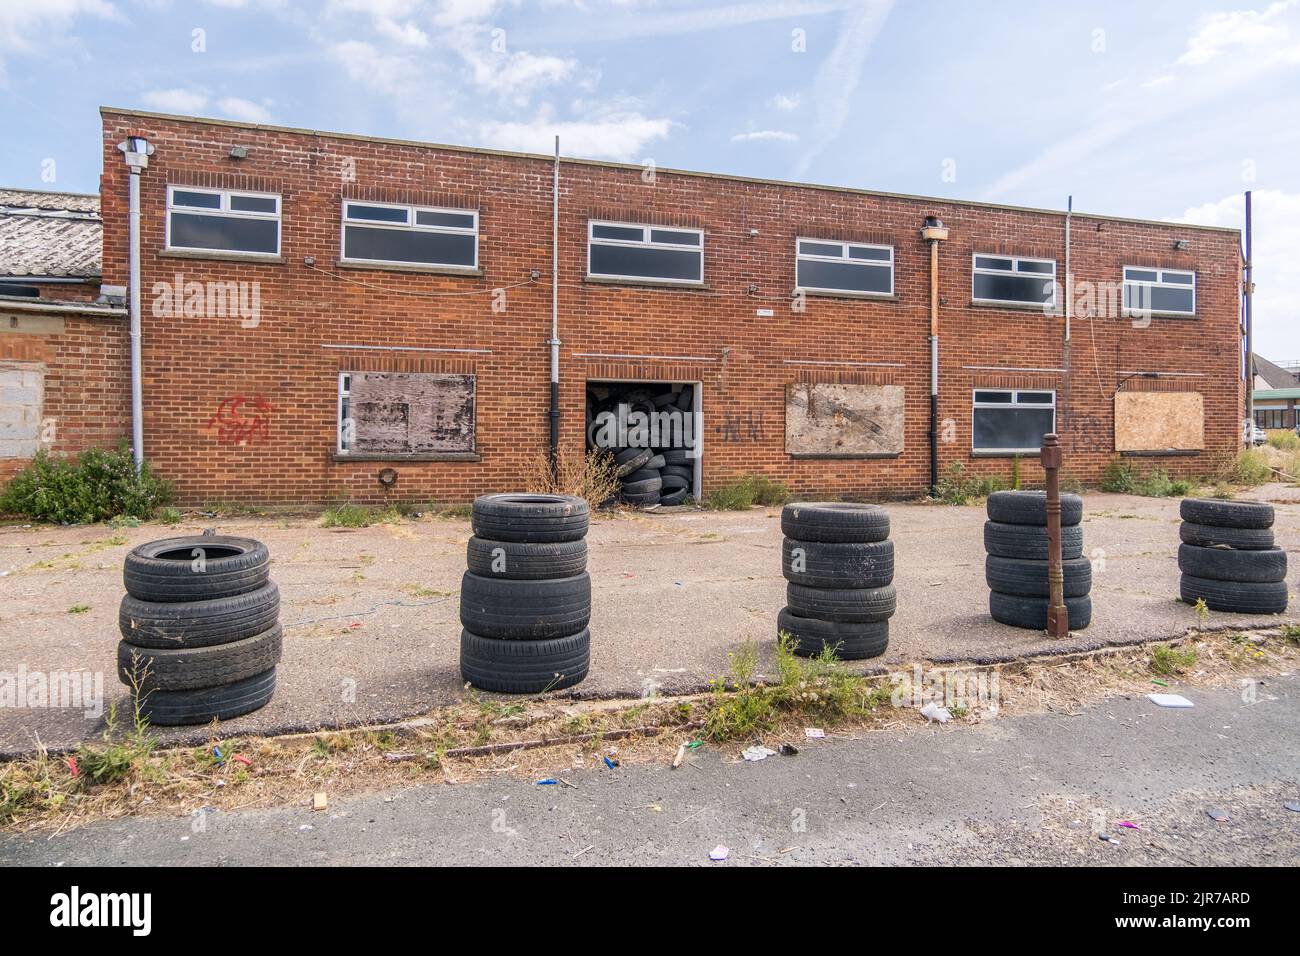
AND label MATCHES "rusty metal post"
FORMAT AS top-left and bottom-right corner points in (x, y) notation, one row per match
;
(1040, 433), (1069, 637)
